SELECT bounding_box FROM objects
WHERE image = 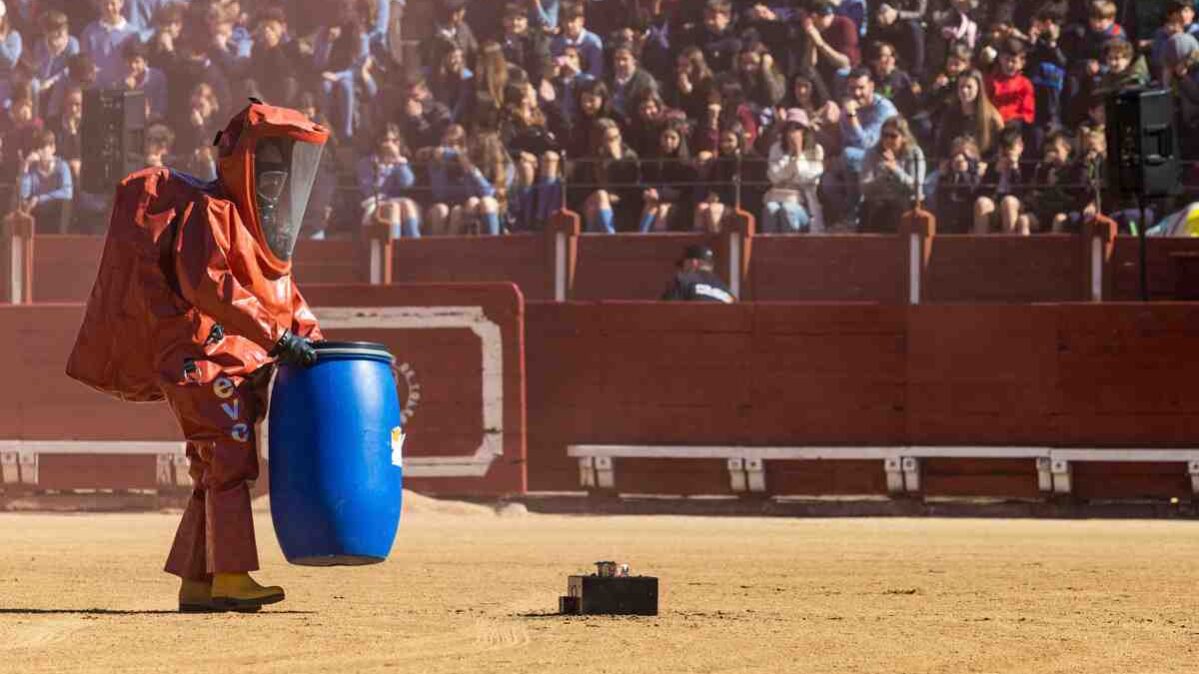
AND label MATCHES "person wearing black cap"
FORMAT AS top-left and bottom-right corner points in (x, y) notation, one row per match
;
(660, 244), (736, 303)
